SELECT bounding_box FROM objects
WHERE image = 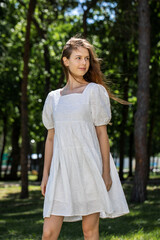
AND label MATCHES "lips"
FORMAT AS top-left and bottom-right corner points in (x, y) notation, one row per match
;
(79, 68), (86, 70)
